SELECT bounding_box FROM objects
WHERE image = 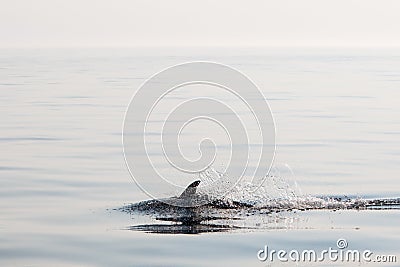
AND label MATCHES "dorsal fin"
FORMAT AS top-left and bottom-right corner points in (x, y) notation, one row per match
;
(179, 180), (201, 199)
